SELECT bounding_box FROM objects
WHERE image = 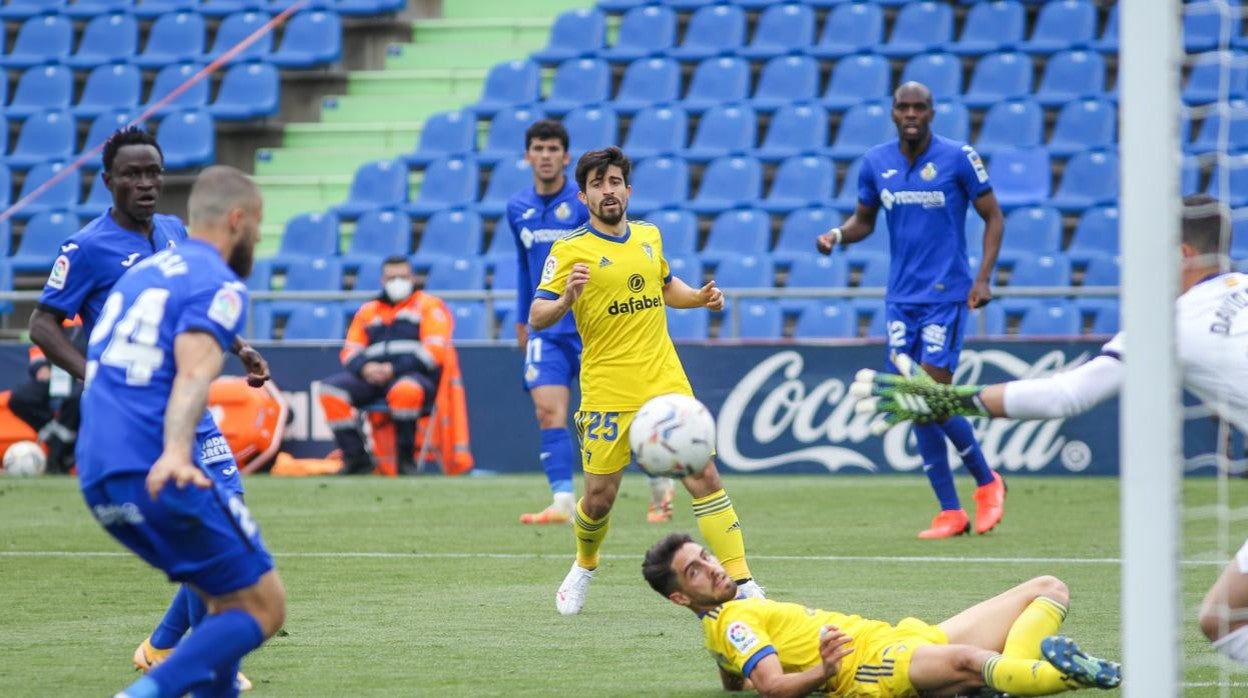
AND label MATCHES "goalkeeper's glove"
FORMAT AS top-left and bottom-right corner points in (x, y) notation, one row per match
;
(849, 353), (989, 435)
